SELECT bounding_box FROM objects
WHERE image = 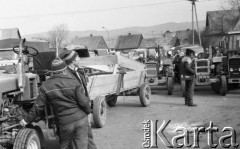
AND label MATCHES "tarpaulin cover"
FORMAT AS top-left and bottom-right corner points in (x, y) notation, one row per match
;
(33, 51), (56, 73)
